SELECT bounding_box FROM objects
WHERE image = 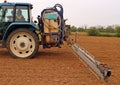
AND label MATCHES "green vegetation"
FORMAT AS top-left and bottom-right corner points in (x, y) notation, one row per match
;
(70, 25), (120, 37)
(115, 26), (120, 37)
(87, 27), (100, 36)
(99, 32), (116, 37)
